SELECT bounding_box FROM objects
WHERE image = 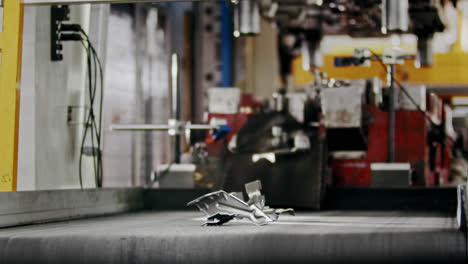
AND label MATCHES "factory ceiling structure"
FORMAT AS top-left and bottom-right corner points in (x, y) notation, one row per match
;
(0, 0), (468, 263)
